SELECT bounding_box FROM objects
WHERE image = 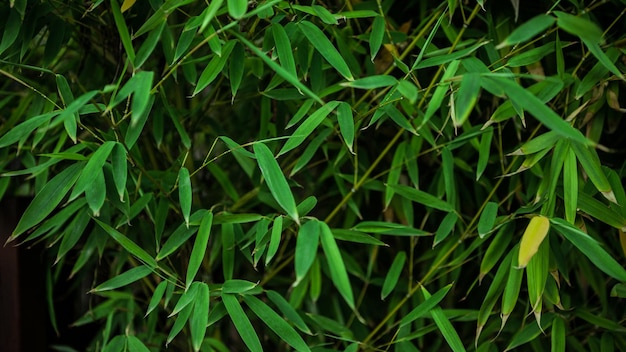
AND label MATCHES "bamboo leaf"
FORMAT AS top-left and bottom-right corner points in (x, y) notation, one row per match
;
(434, 212), (458, 247)
(0, 111), (58, 148)
(477, 202), (498, 238)
(110, 0), (135, 65)
(563, 147), (578, 223)
(71, 141), (116, 200)
(526, 235), (549, 326)
(497, 15), (556, 48)
(551, 316), (566, 352)
(336, 102), (354, 153)
(190, 283), (210, 351)
(85, 169), (106, 216)
(254, 142), (299, 223)
(186, 211), (213, 288)
(243, 295), (311, 351)
(295, 220), (319, 285)
(453, 72), (481, 127)
(222, 293), (262, 352)
(279, 101), (340, 156)
(56, 208), (91, 262)
(399, 283), (452, 326)
(423, 60), (460, 125)
(222, 279), (258, 294)
(571, 142), (616, 203)
(11, 163), (83, 238)
(126, 336), (150, 352)
(518, 215), (550, 268)
(95, 219), (158, 268)
(554, 11), (603, 44)
(266, 290), (311, 334)
(501, 246), (524, 329)
(179, 167), (192, 228)
(228, 0), (247, 19)
(167, 302), (194, 345)
(193, 41), (236, 96)
(272, 24), (297, 78)
(319, 221), (354, 309)
(266, 216), (283, 266)
(381, 251), (406, 299)
(387, 184), (455, 212)
(146, 281), (167, 317)
(476, 126), (493, 180)
(341, 75), (397, 89)
(92, 266), (152, 292)
(111, 143), (127, 202)
(422, 286), (466, 352)
(298, 21), (354, 81)
(551, 218), (626, 282)
(370, 15), (385, 61)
